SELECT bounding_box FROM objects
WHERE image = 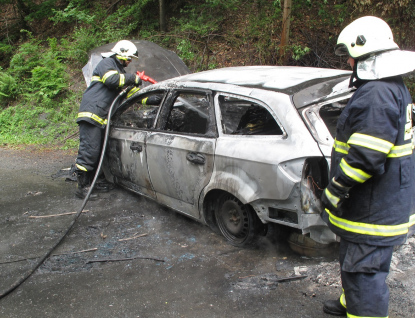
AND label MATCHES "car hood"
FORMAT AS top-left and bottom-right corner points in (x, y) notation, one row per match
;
(82, 40), (191, 87)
